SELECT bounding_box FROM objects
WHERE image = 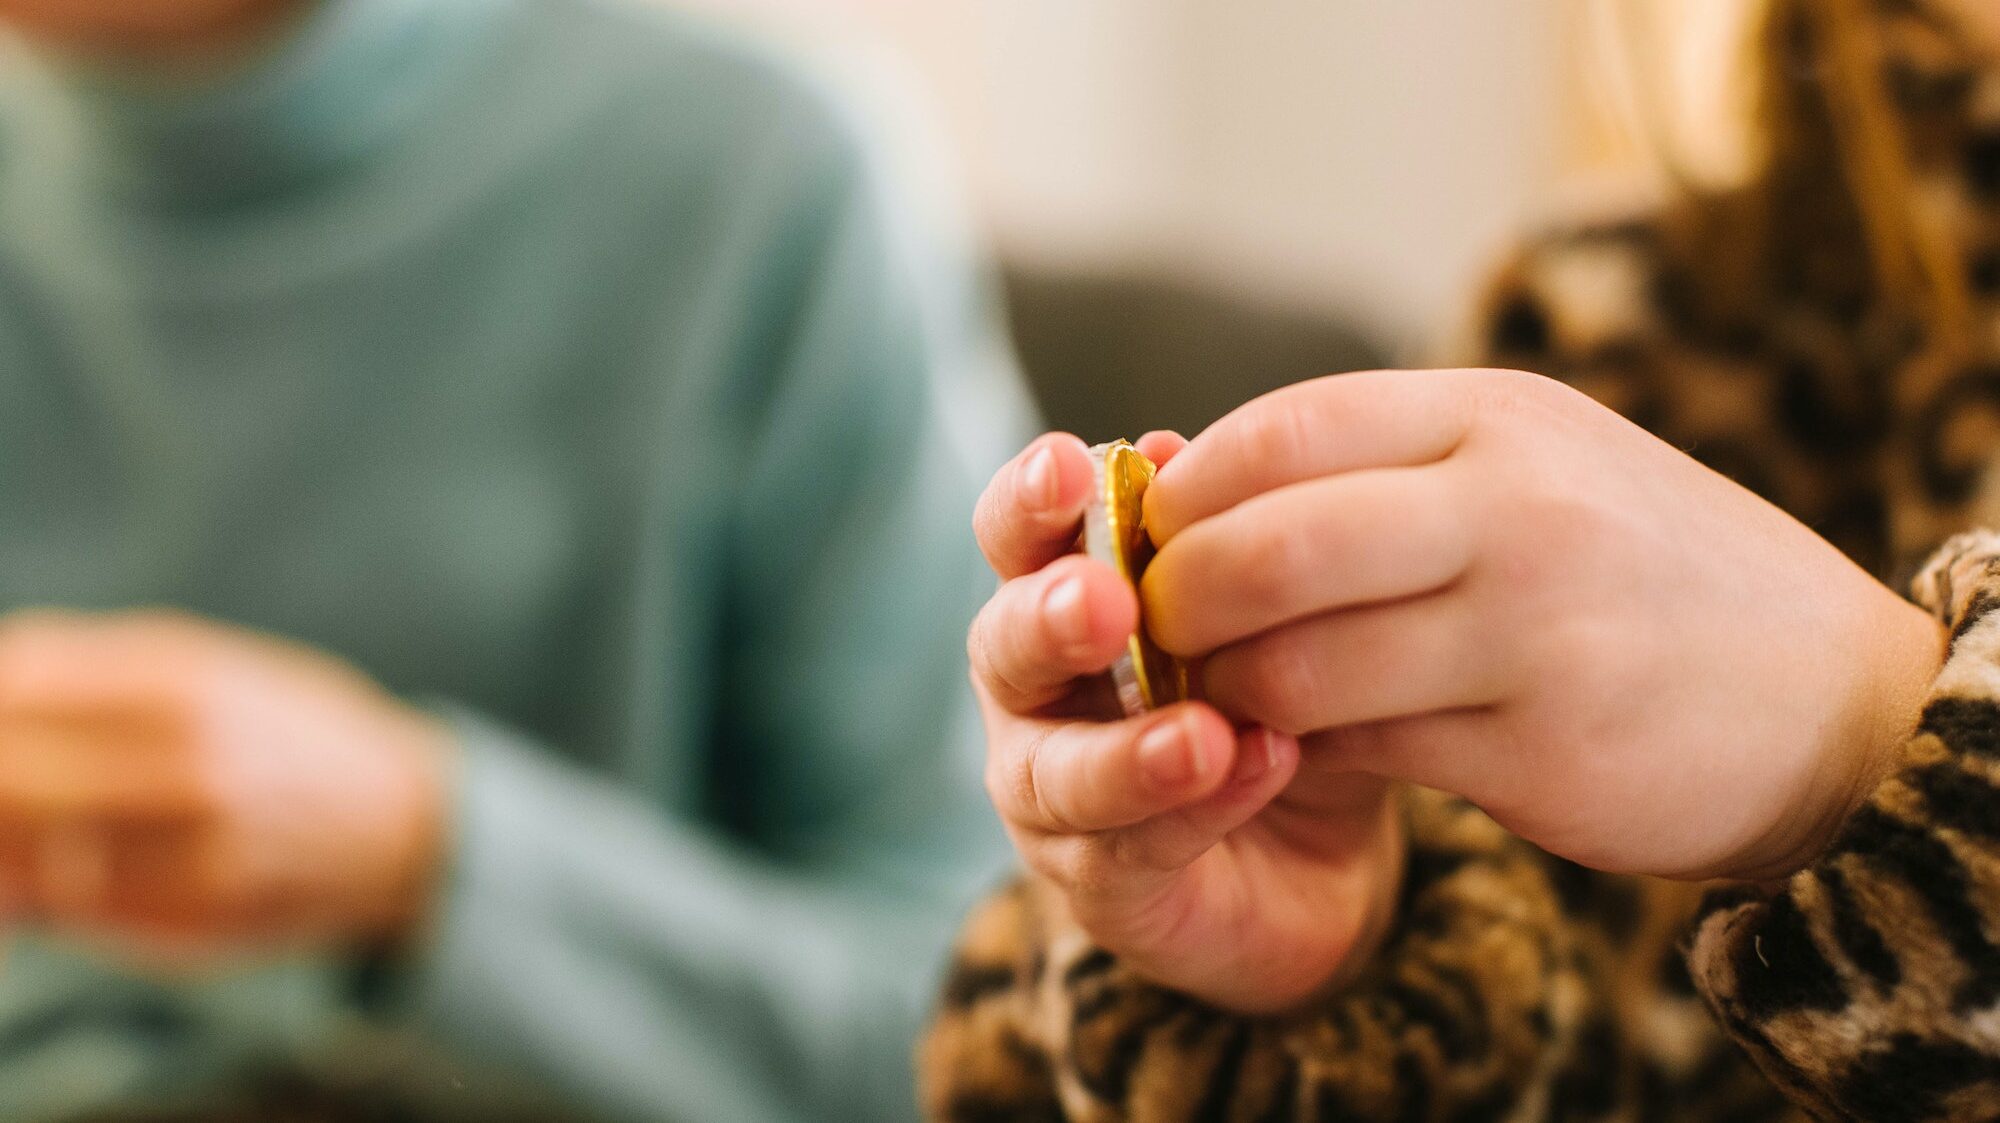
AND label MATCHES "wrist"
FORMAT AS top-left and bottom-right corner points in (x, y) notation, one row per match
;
(360, 710), (454, 948)
(1844, 595), (1945, 827)
(1739, 592), (1944, 883)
